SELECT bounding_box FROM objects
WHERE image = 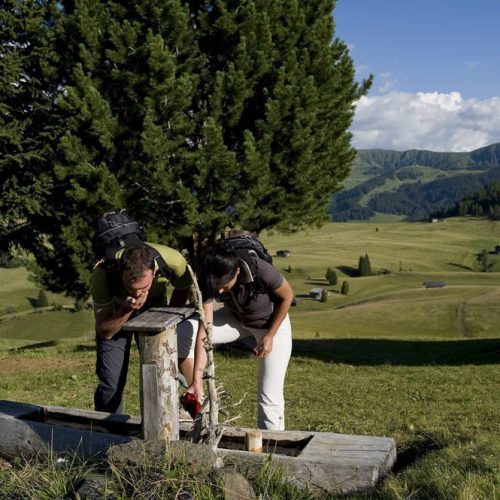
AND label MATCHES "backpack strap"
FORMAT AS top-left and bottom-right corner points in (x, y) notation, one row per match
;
(148, 245), (175, 281)
(232, 250), (268, 302)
